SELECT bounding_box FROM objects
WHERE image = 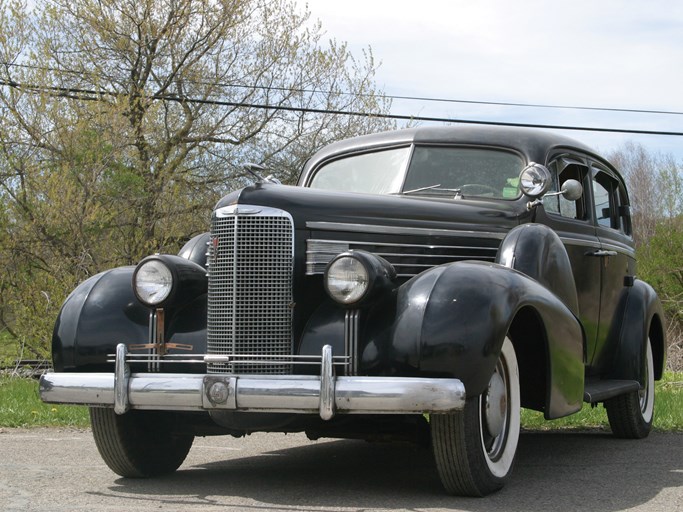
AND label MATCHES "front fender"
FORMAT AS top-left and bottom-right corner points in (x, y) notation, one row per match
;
(389, 261), (585, 413)
(52, 267), (147, 371)
(496, 223), (579, 316)
(52, 266), (207, 372)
